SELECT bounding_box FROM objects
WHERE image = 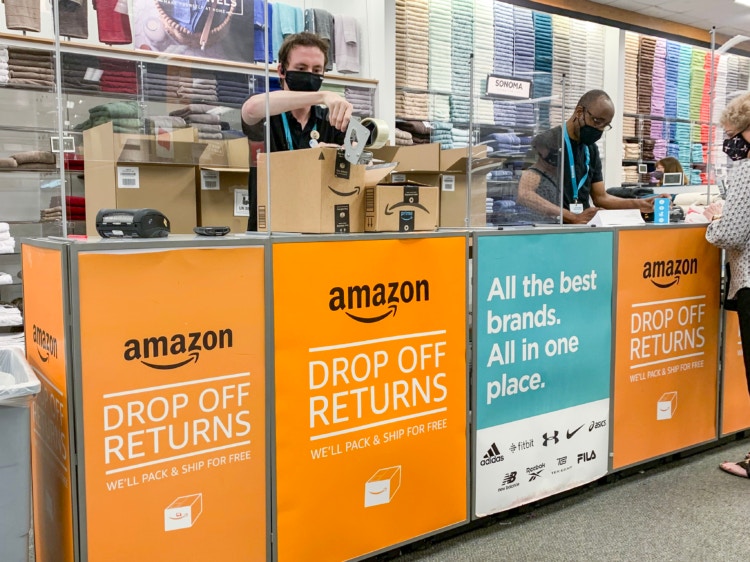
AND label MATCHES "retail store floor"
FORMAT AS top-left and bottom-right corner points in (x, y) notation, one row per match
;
(378, 435), (750, 562)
